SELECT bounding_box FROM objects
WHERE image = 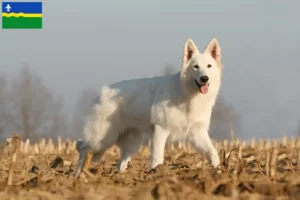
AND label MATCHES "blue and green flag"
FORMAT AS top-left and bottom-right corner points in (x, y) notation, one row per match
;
(2, 2), (42, 29)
